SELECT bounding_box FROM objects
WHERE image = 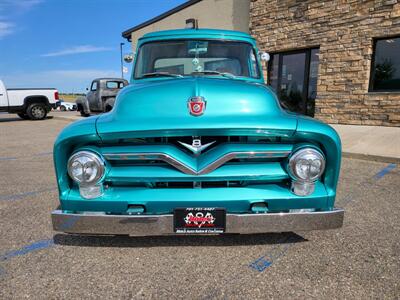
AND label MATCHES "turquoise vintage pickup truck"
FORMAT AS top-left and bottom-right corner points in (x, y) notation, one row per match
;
(51, 28), (343, 235)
